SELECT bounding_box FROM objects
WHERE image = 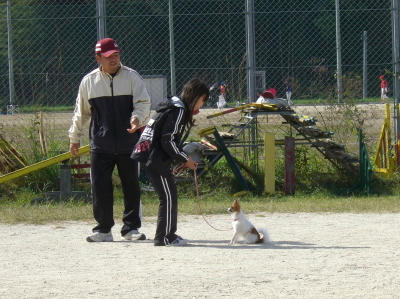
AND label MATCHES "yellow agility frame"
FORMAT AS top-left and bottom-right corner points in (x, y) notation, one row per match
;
(374, 104), (396, 176)
(0, 145), (90, 184)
